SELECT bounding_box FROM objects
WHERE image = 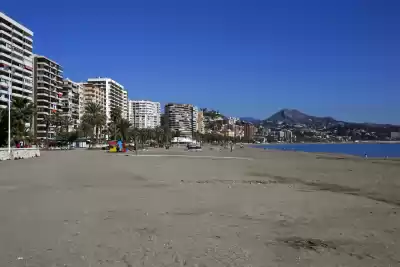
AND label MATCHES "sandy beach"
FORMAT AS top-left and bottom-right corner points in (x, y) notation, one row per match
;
(0, 146), (399, 266)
